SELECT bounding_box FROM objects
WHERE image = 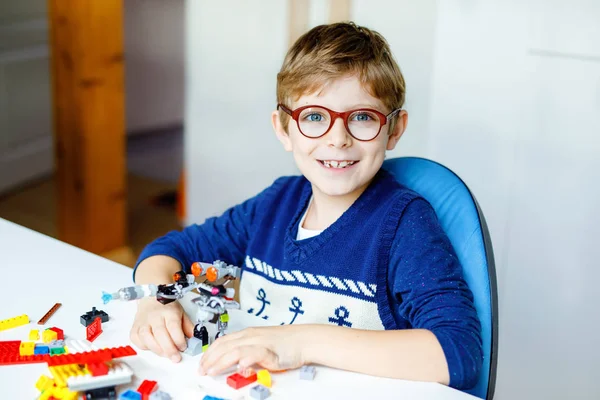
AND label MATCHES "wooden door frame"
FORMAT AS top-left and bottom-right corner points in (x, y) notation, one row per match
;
(47, 0), (131, 263)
